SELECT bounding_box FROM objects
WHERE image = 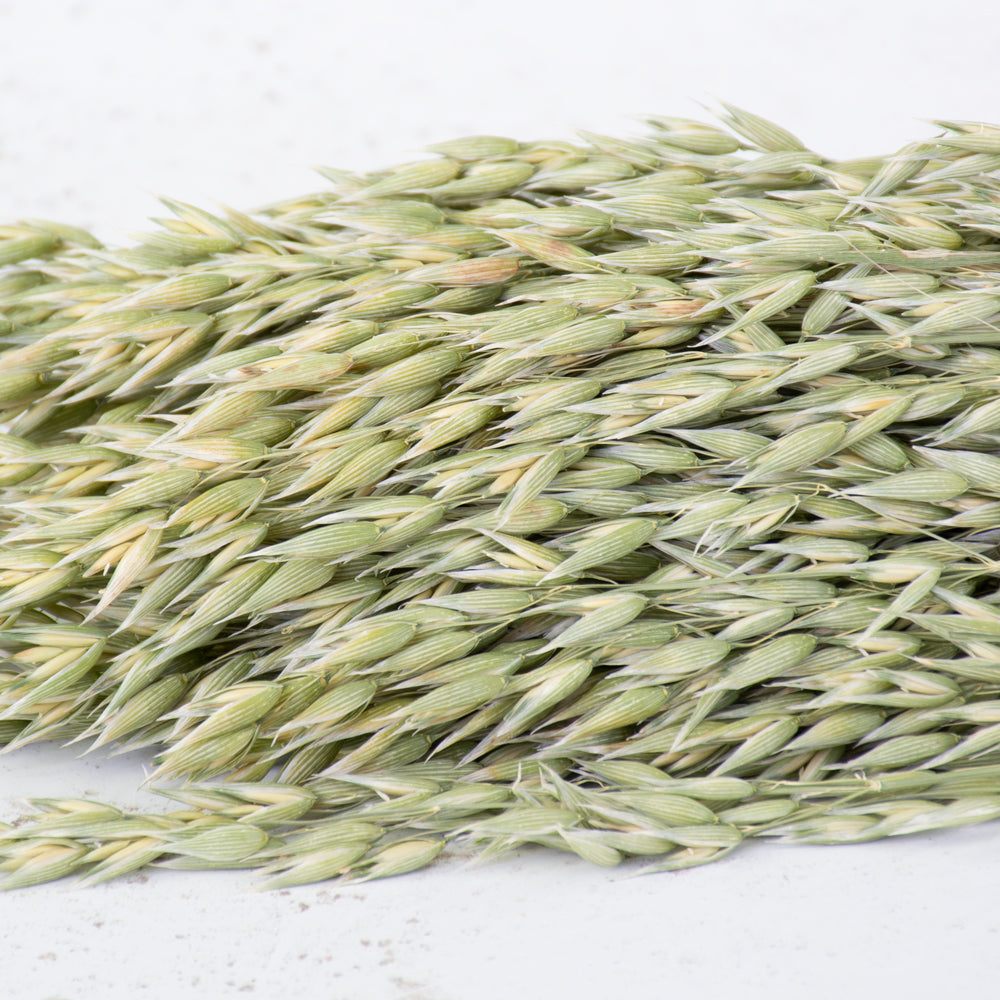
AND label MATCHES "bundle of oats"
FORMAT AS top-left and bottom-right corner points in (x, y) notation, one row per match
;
(2, 108), (1000, 888)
